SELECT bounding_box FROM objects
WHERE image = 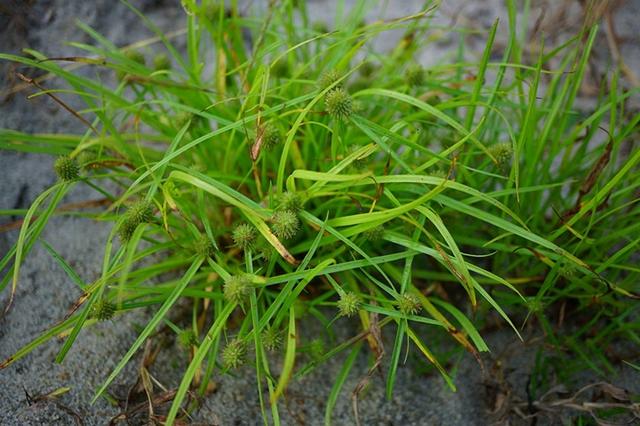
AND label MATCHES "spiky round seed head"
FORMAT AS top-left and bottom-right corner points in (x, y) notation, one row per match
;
(178, 329), (199, 349)
(348, 145), (368, 170)
(364, 225), (385, 242)
(125, 49), (145, 66)
(223, 274), (251, 305)
(318, 69), (342, 91)
(125, 201), (154, 224)
(397, 293), (421, 315)
(405, 64), (425, 87)
(118, 216), (139, 242)
(232, 223), (256, 251)
(153, 53), (171, 71)
(312, 21), (329, 34)
(195, 234), (217, 258)
(261, 327), (282, 352)
(54, 155), (80, 182)
(488, 143), (513, 173)
(222, 339), (246, 369)
(271, 210), (300, 240)
(308, 338), (325, 360)
(276, 191), (302, 212)
(259, 245), (275, 263)
(325, 88), (353, 121)
(91, 299), (116, 321)
(261, 123), (282, 150)
(337, 292), (361, 317)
